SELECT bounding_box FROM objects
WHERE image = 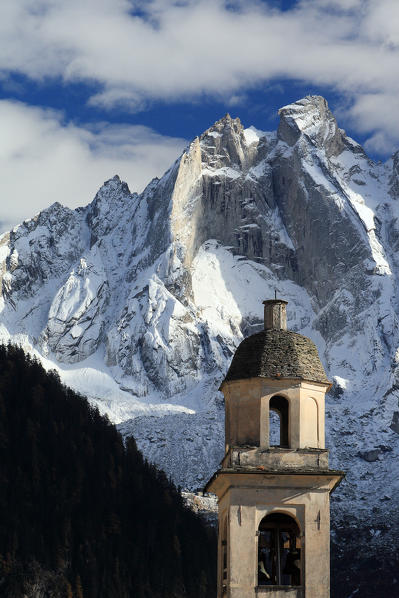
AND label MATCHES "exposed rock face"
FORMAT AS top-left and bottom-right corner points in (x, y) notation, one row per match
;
(1, 96), (399, 544)
(278, 96), (345, 156)
(40, 255), (109, 363)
